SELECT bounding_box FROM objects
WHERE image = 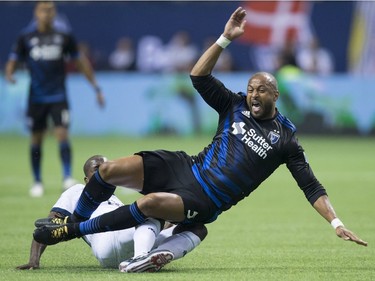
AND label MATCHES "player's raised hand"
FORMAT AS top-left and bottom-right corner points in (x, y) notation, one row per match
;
(223, 7), (247, 41)
(335, 226), (368, 246)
